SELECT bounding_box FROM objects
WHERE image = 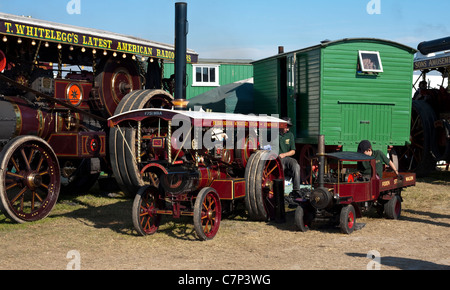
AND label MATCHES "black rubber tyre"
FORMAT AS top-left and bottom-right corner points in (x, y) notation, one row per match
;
(252, 150), (284, 221)
(244, 151), (262, 220)
(294, 205), (314, 232)
(384, 195), (402, 220)
(339, 204), (356, 234)
(109, 89), (173, 196)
